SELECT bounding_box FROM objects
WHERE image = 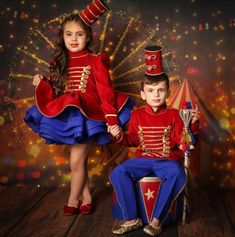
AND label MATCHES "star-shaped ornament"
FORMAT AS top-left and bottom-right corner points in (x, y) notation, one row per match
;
(144, 188), (155, 200)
